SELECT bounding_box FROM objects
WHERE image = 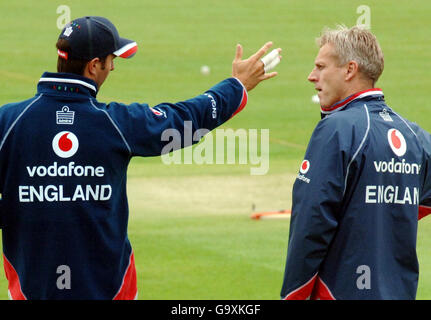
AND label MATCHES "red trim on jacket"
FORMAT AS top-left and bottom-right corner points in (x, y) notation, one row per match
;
(310, 277), (336, 300)
(283, 274), (336, 300)
(320, 88), (383, 114)
(3, 254), (27, 300)
(231, 88), (248, 118)
(283, 273), (317, 300)
(419, 205), (431, 220)
(113, 252), (138, 300)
